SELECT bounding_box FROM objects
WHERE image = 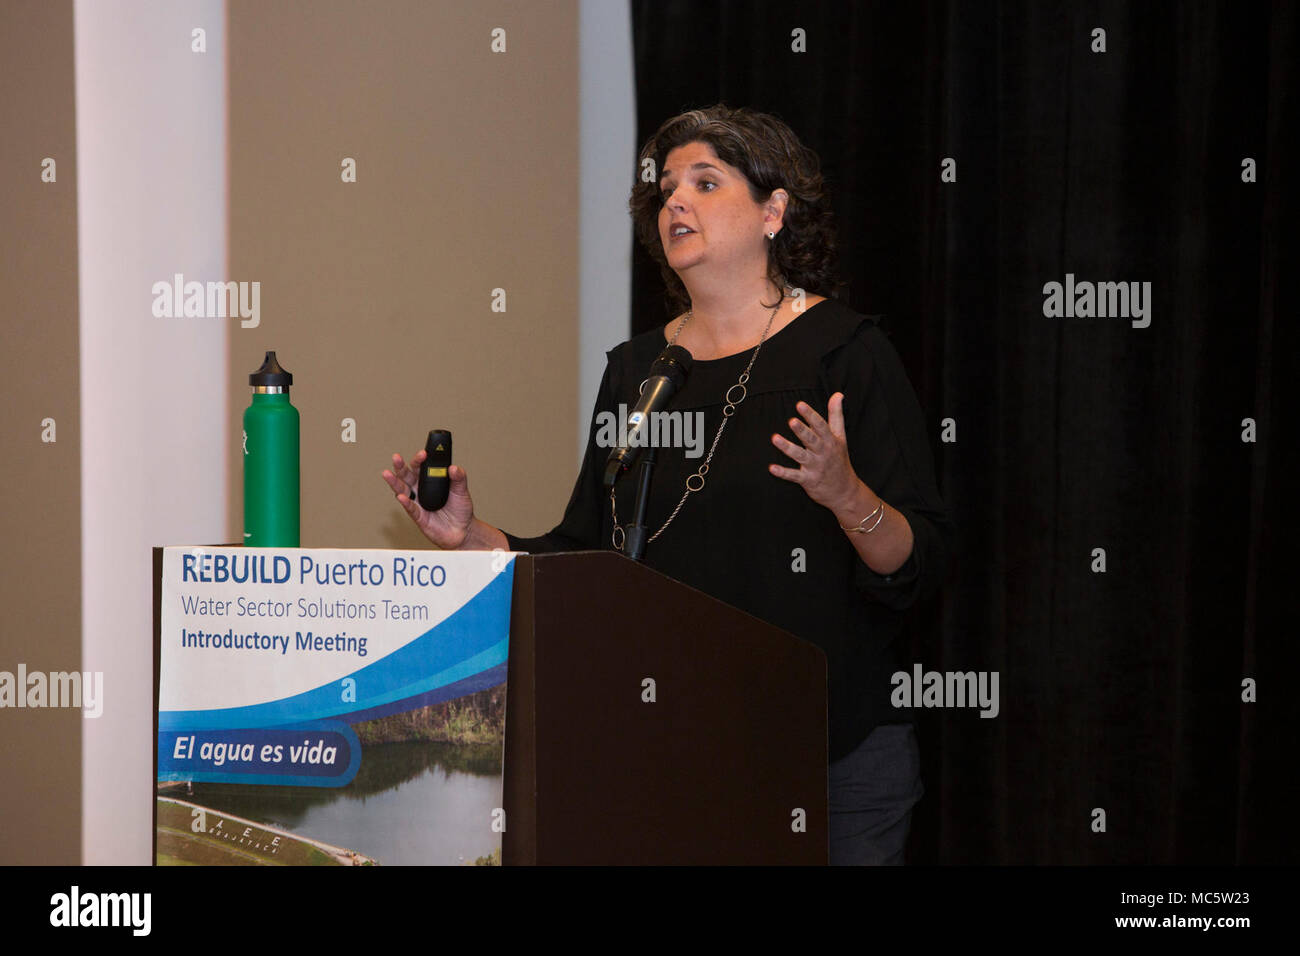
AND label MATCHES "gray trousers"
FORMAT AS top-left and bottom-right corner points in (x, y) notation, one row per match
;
(828, 722), (924, 865)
